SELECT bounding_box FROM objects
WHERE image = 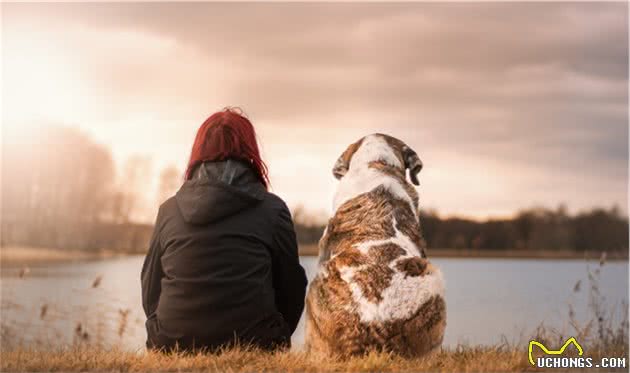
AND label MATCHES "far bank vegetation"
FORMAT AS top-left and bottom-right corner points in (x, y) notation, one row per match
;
(2, 126), (627, 258)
